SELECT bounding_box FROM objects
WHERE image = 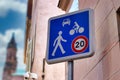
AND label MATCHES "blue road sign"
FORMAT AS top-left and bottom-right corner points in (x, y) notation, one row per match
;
(46, 9), (94, 64)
